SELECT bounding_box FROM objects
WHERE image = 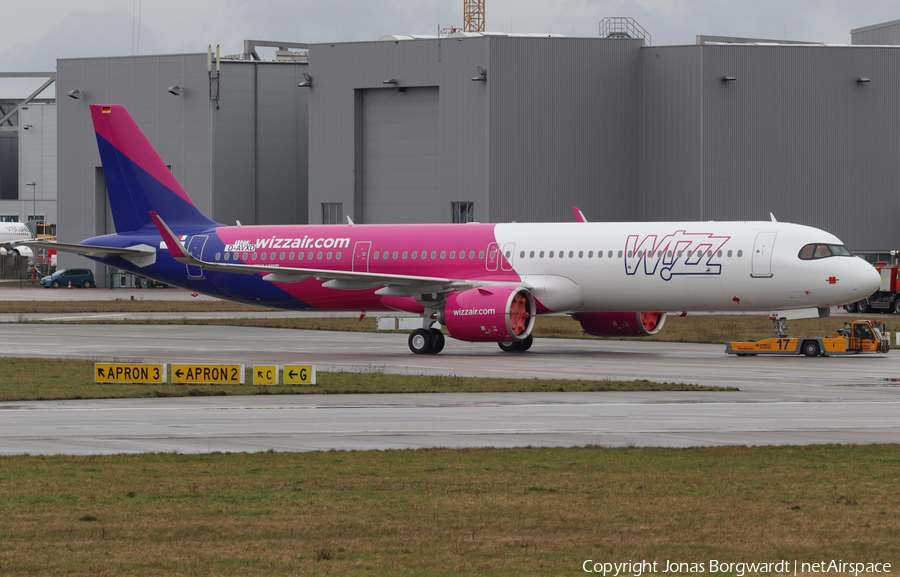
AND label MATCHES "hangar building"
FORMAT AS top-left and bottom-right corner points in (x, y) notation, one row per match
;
(52, 19), (900, 281)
